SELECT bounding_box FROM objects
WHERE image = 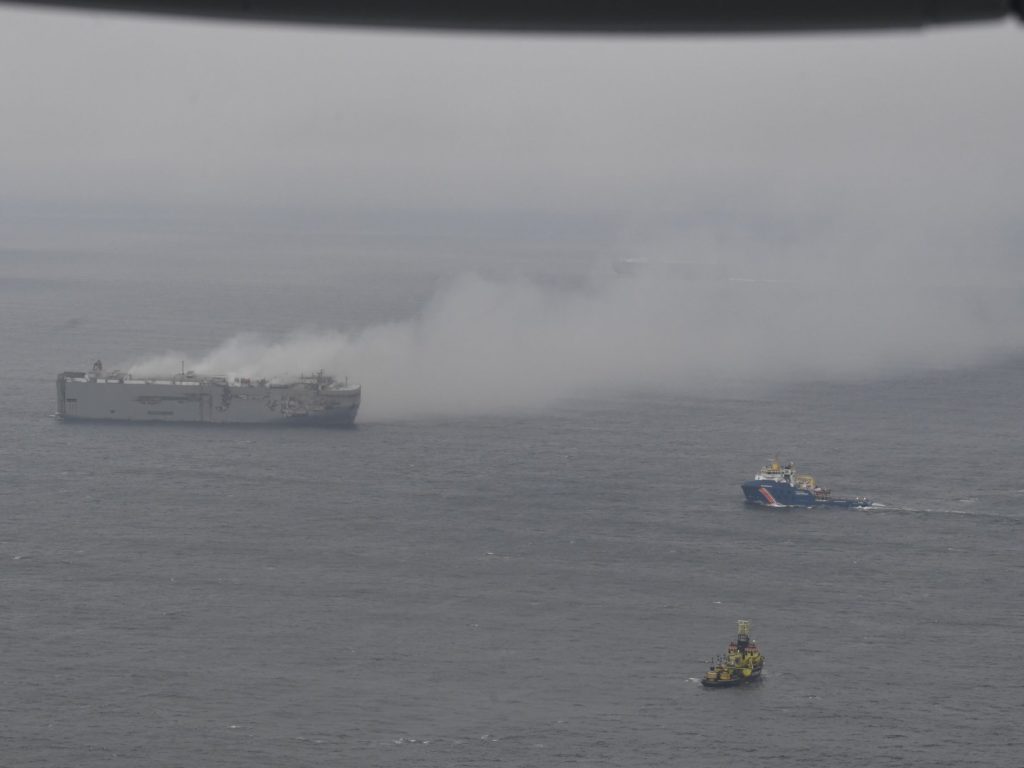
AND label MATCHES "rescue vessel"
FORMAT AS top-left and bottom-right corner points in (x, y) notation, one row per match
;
(701, 620), (764, 688)
(57, 361), (360, 426)
(742, 458), (871, 508)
